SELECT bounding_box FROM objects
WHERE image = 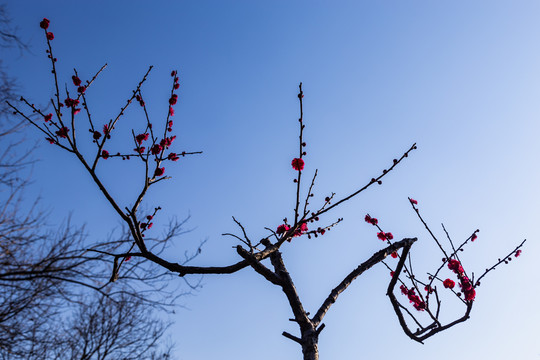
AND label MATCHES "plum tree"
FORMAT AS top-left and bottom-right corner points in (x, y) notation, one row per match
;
(7, 17), (526, 360)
